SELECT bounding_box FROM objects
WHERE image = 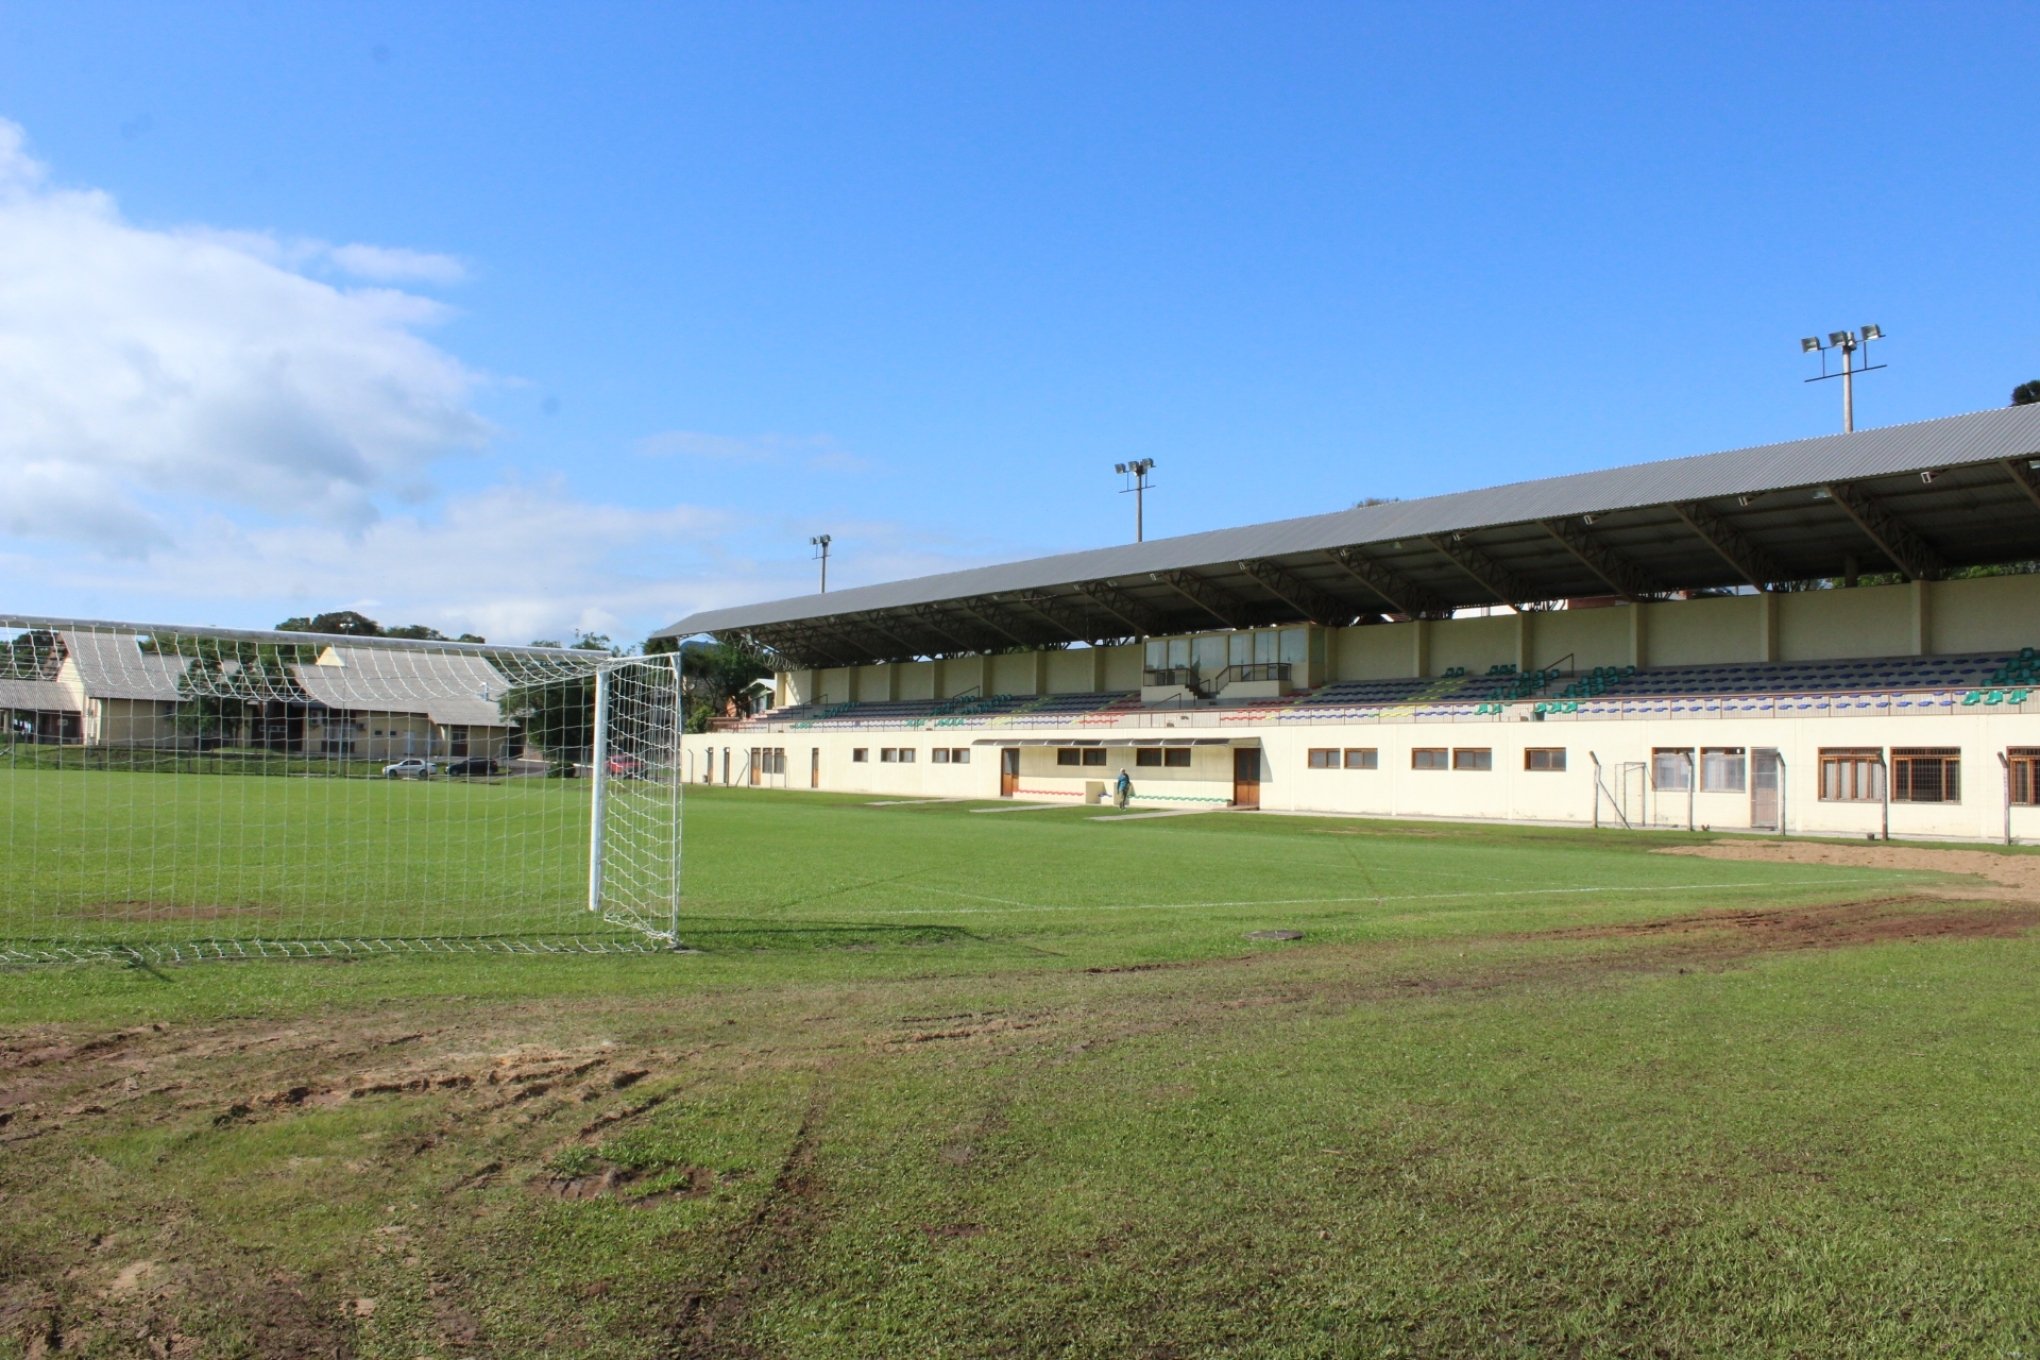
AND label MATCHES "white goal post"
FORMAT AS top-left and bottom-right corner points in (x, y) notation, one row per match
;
(0, 614), (687, 963)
